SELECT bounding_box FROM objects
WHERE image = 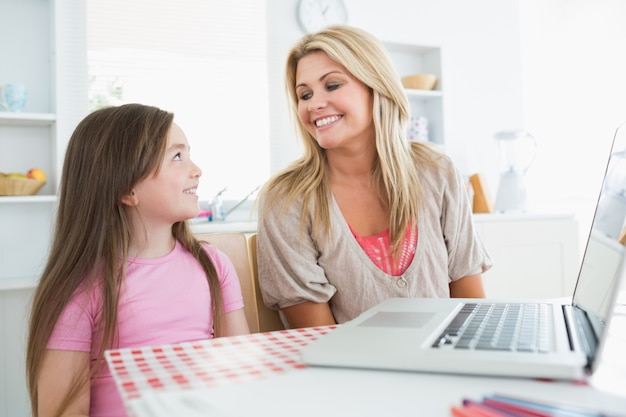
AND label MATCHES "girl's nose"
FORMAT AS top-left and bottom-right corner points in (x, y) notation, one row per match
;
(191, 161), (202, 178)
